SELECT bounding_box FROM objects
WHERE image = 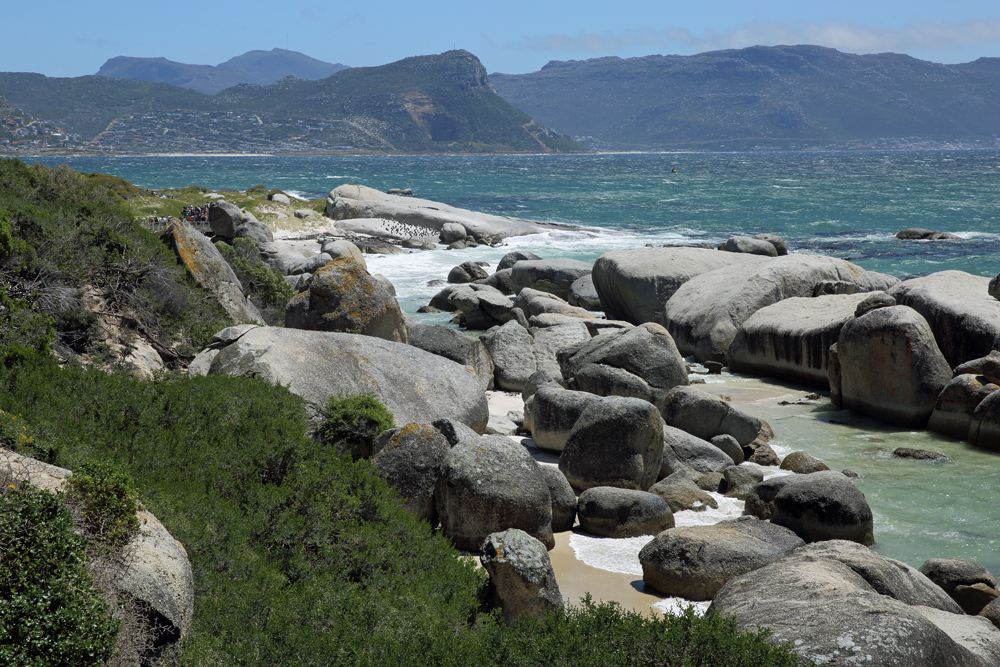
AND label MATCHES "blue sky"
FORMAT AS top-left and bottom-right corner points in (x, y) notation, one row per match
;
(4, 1), (1000, 77)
